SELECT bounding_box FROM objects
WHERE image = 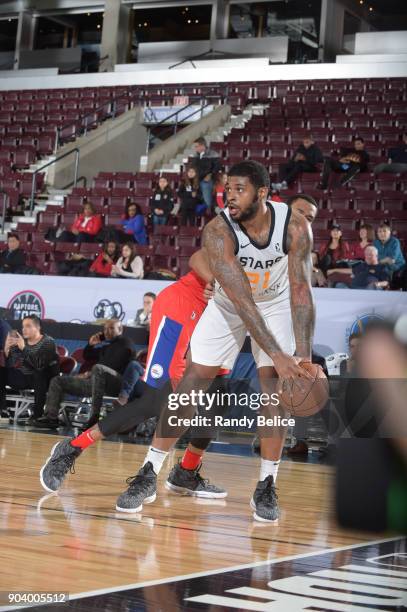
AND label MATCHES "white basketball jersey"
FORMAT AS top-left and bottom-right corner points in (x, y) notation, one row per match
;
(216, 202), (291, 304)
